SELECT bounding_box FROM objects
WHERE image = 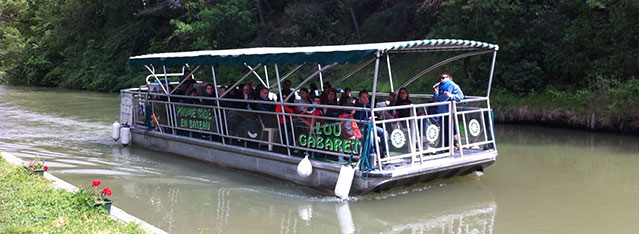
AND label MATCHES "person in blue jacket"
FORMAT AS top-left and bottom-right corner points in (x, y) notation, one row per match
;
(433, 72), (464, 150)
(433, 72), (464, 113)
